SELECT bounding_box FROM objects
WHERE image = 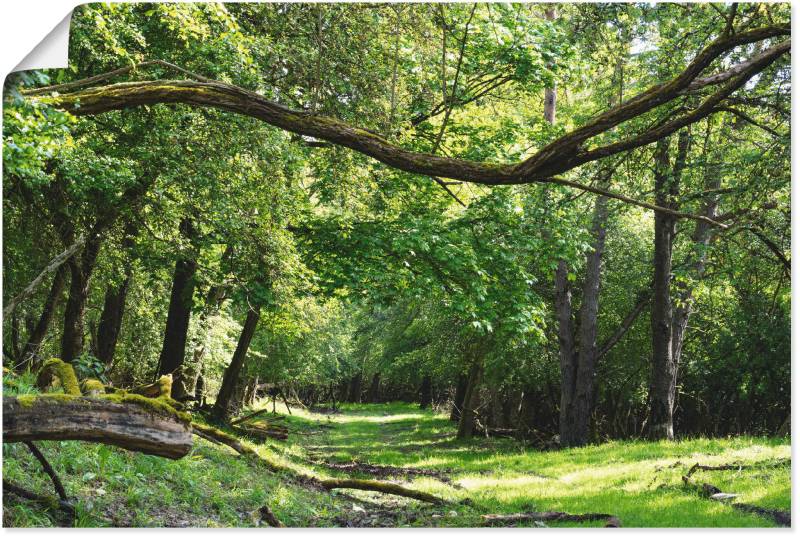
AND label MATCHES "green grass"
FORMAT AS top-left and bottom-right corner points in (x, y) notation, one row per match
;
(2, 383), (790, 527)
